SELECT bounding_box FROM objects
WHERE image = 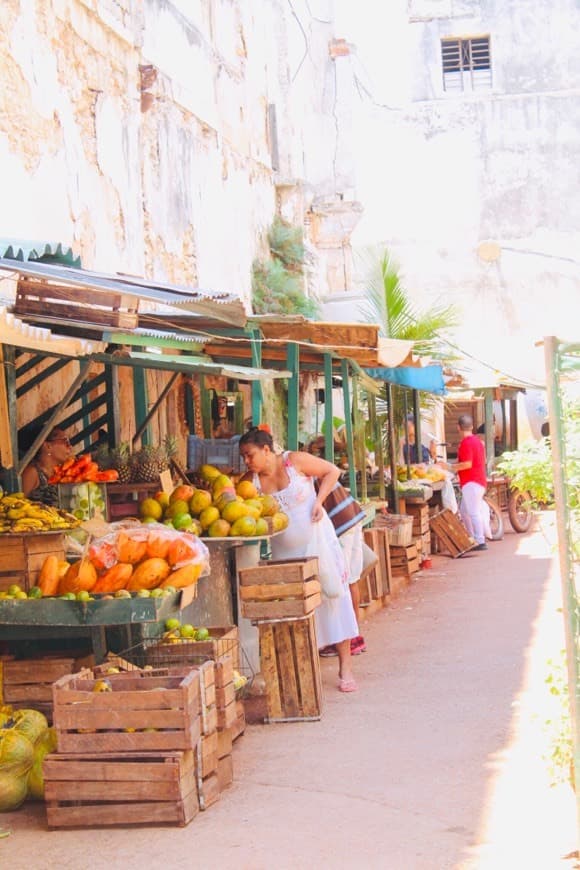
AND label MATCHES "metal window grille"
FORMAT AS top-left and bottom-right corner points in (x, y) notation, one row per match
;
(441, 36), (492, 93)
